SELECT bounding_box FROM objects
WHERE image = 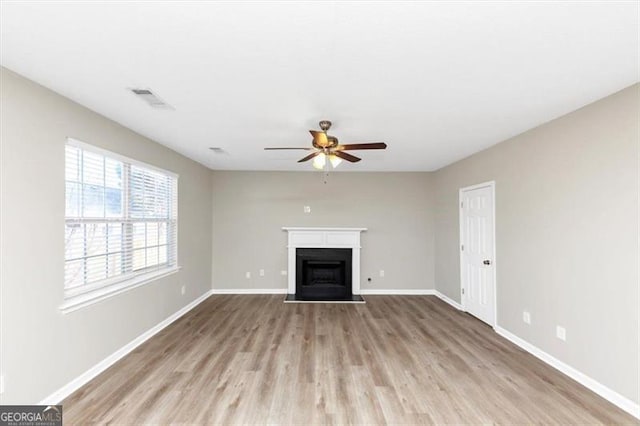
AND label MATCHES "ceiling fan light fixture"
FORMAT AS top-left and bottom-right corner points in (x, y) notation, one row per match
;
(329, 155), (342, 168)
(312, 153), (326, 170)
